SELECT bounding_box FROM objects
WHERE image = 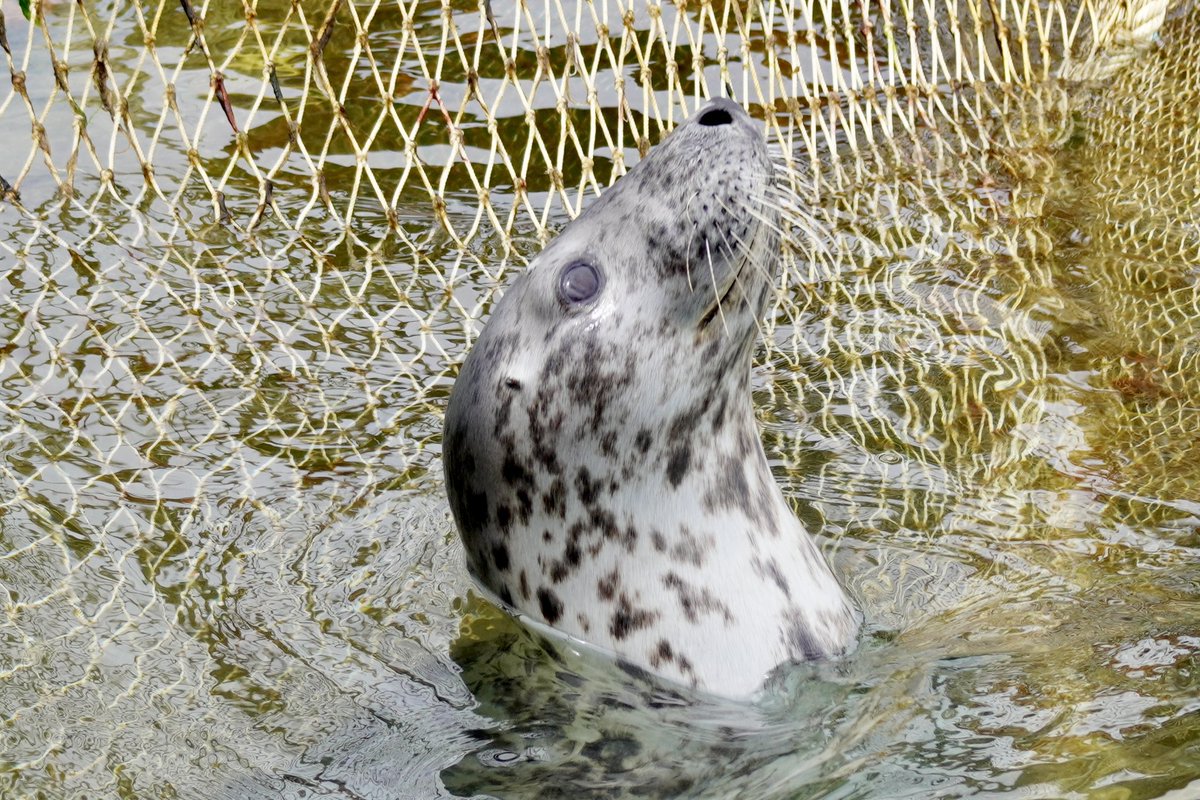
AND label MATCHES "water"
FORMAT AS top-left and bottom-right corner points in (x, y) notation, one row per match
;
(1, 0), (1199, 797)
